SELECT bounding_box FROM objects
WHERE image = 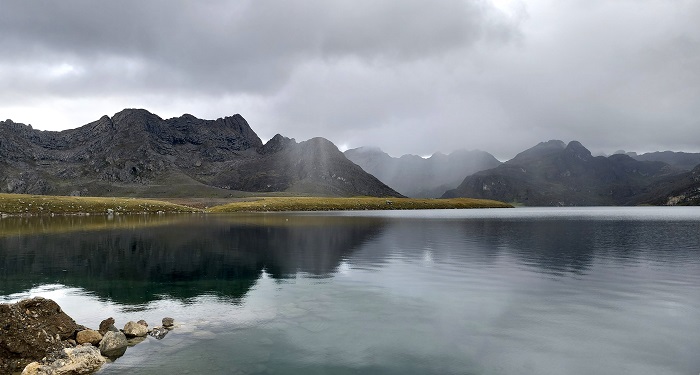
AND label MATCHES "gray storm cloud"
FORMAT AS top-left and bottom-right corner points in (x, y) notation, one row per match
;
(0, 0), (698, 160)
